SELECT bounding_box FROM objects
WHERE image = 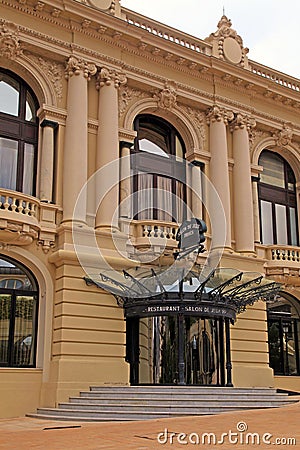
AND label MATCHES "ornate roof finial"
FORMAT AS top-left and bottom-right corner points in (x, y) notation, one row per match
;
(223, 5), (225, 16)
